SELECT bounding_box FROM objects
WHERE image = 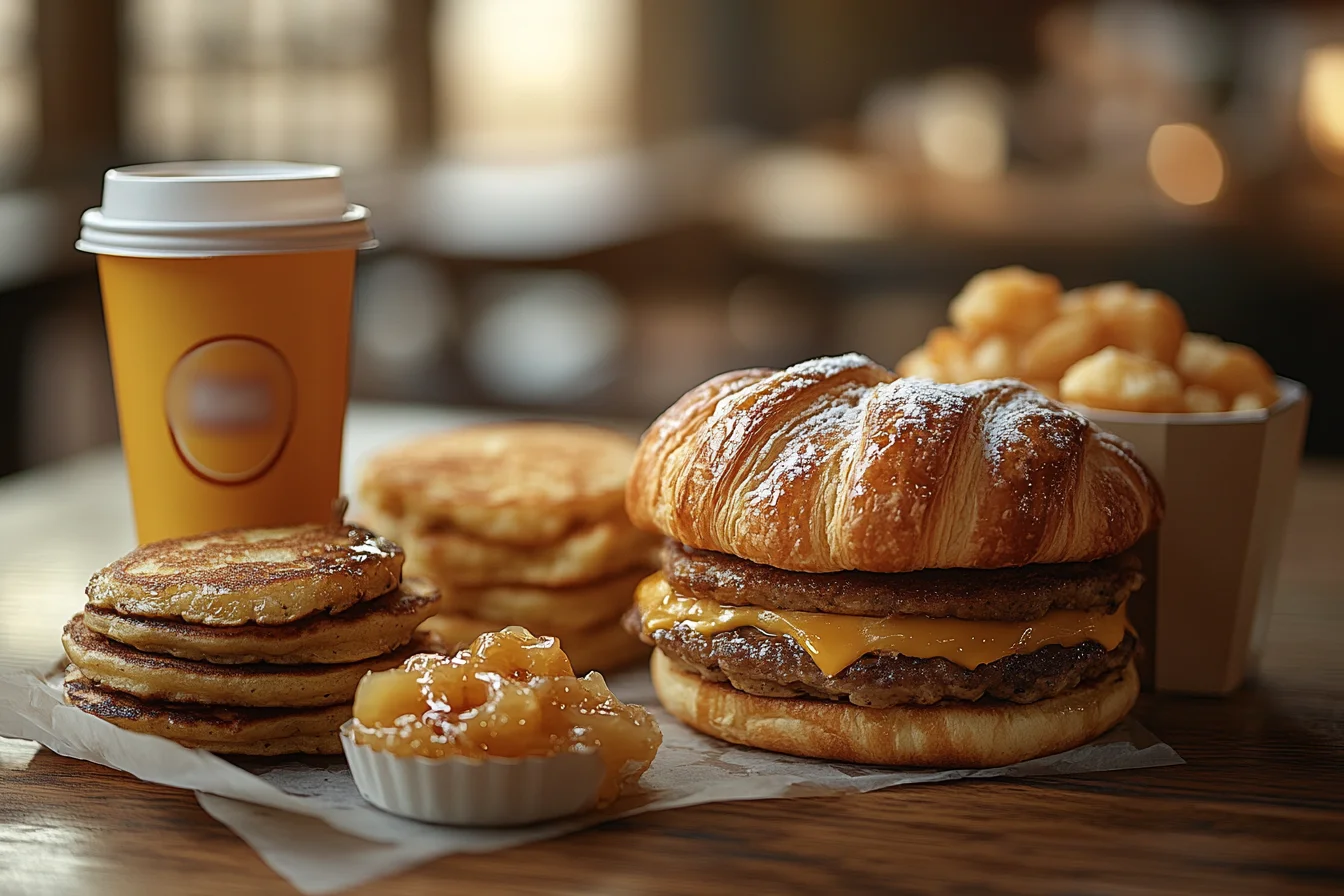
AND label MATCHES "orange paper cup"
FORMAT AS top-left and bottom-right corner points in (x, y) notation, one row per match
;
(78, 161), (376, 543)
